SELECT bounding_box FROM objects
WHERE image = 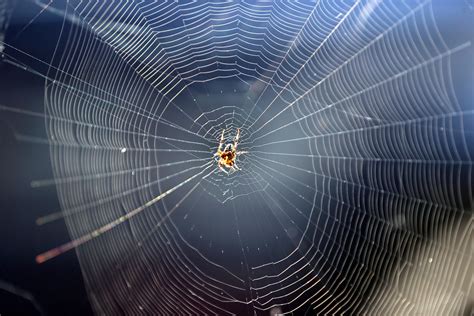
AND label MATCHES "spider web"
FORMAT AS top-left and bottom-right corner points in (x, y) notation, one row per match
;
(1, 0), (473, 314)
